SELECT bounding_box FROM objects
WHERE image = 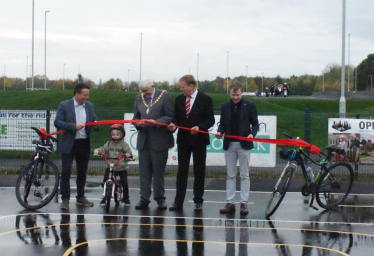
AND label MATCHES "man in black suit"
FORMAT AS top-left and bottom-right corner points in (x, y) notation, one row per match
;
(54, 83), (99, 210)
(168, 75), (215, 211)
(215, 81), (259, 215)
